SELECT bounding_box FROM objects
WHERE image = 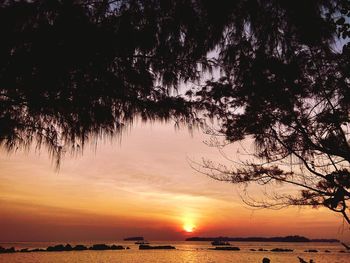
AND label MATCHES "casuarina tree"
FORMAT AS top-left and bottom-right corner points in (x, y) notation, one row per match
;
(1, 0), (349, 223)
(188, 1), (350, 223)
